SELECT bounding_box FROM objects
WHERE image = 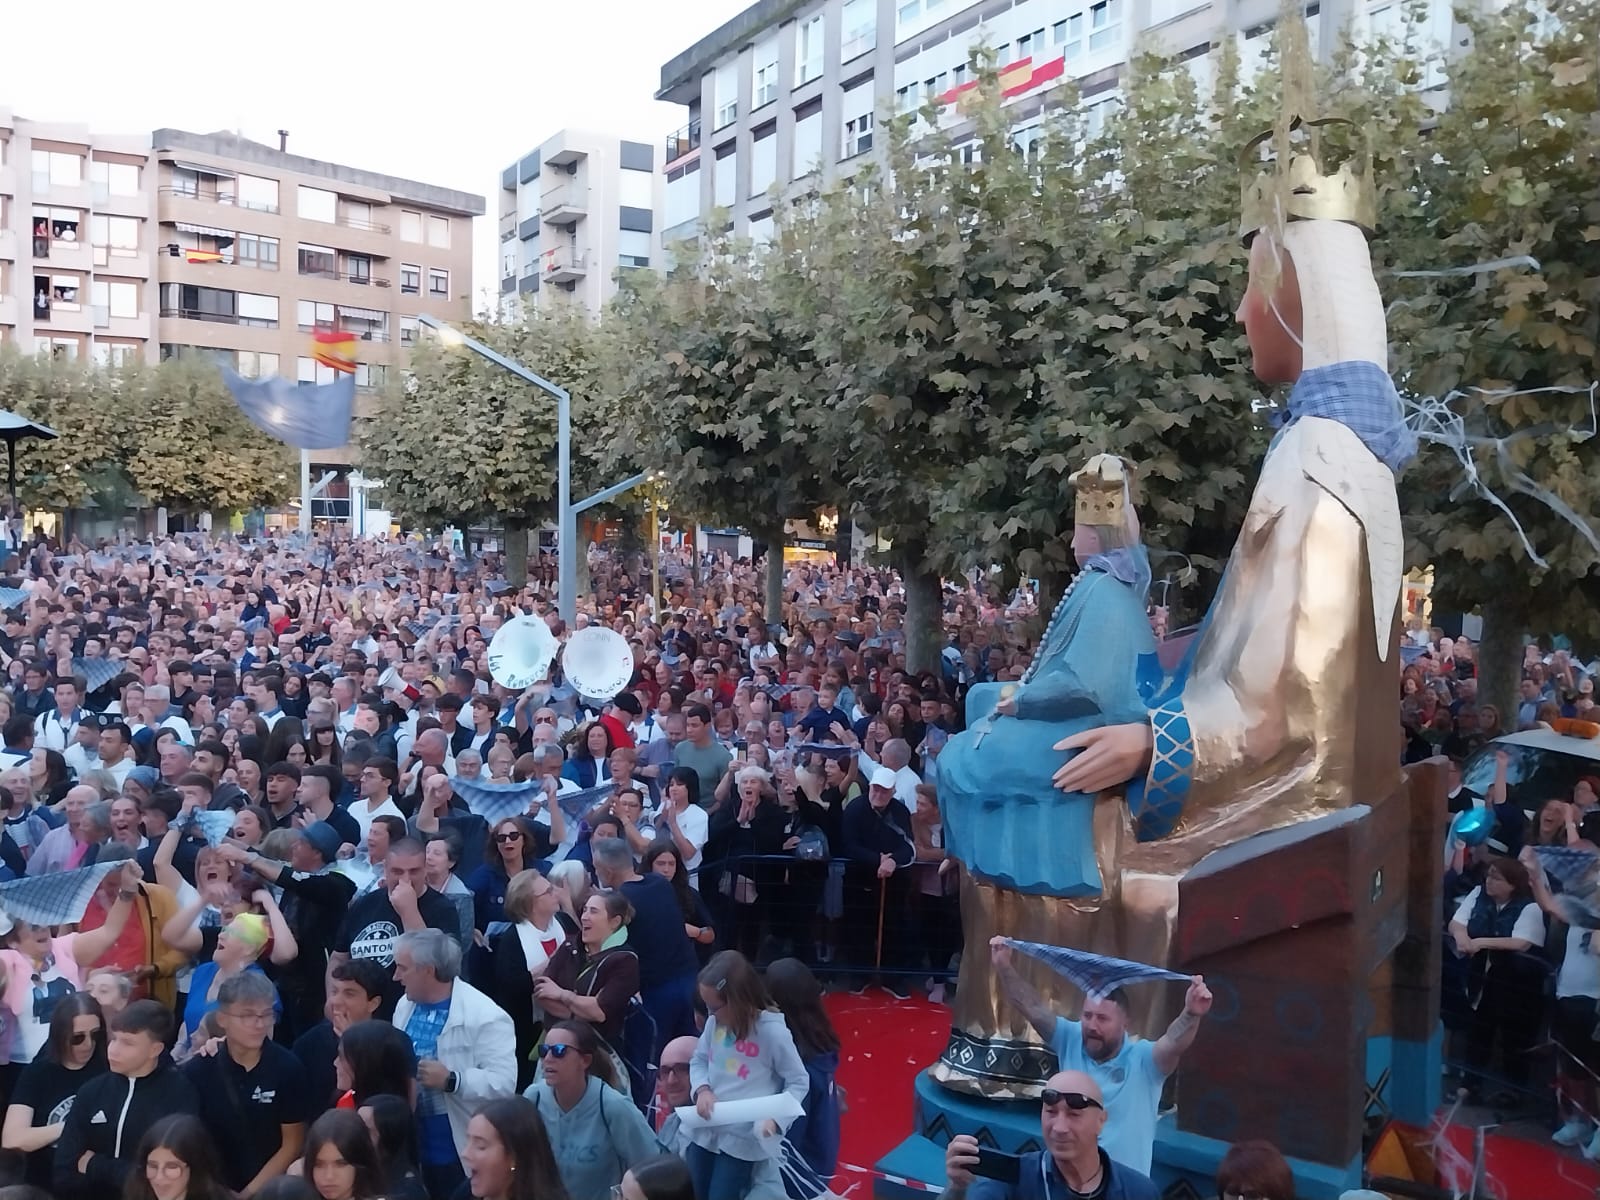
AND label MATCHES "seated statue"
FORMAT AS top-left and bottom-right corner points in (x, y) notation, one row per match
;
(933, 455), (1164, 1095)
